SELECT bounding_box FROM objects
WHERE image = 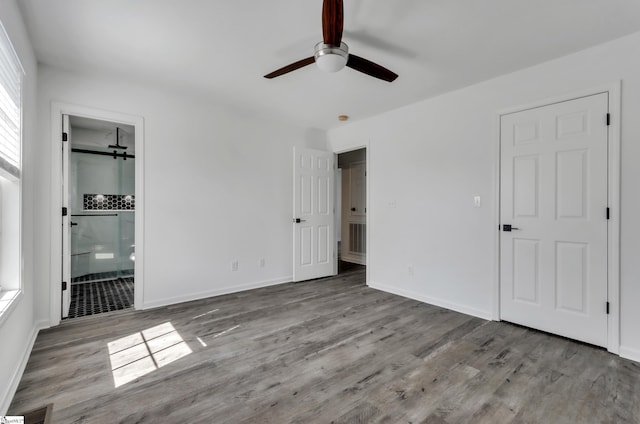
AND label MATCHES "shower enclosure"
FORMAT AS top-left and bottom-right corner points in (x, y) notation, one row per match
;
(69, 127), (135, 283)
